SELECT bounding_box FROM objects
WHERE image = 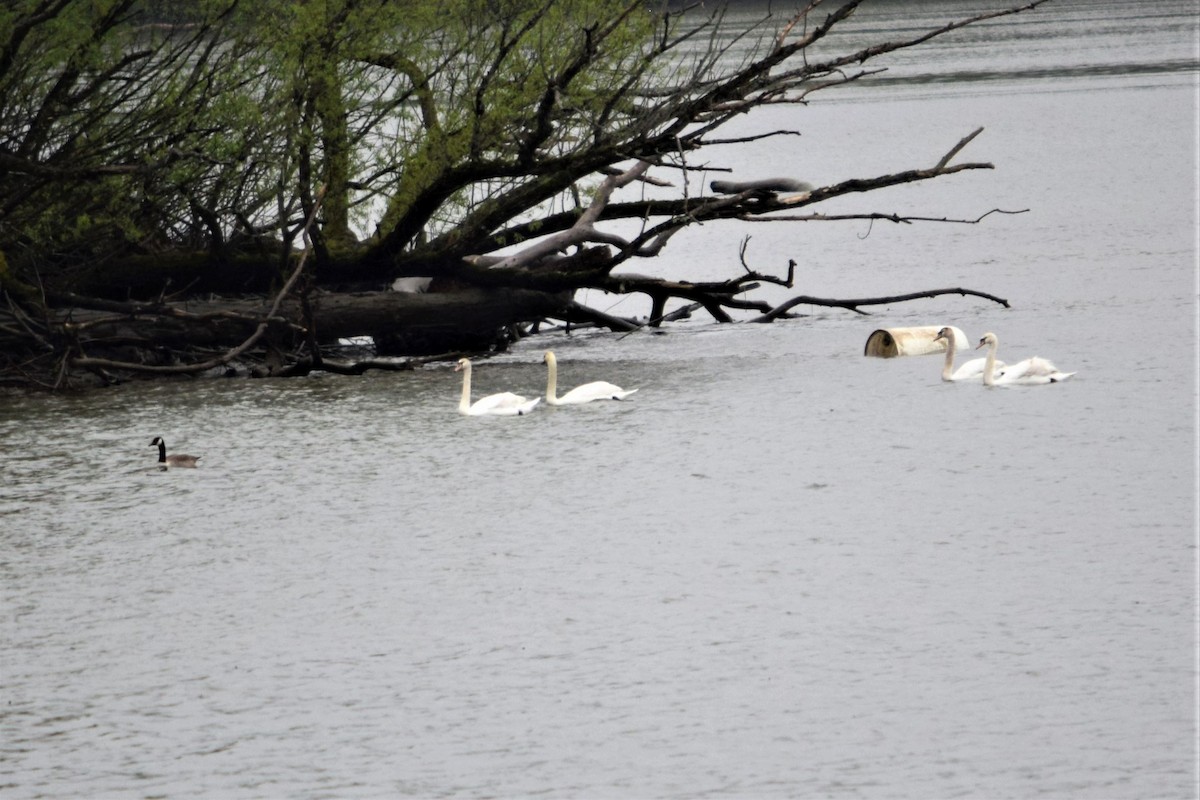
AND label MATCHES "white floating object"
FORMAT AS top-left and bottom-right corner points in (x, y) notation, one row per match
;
(864, 326), (967, 358)
(391, 276), (432, 293)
